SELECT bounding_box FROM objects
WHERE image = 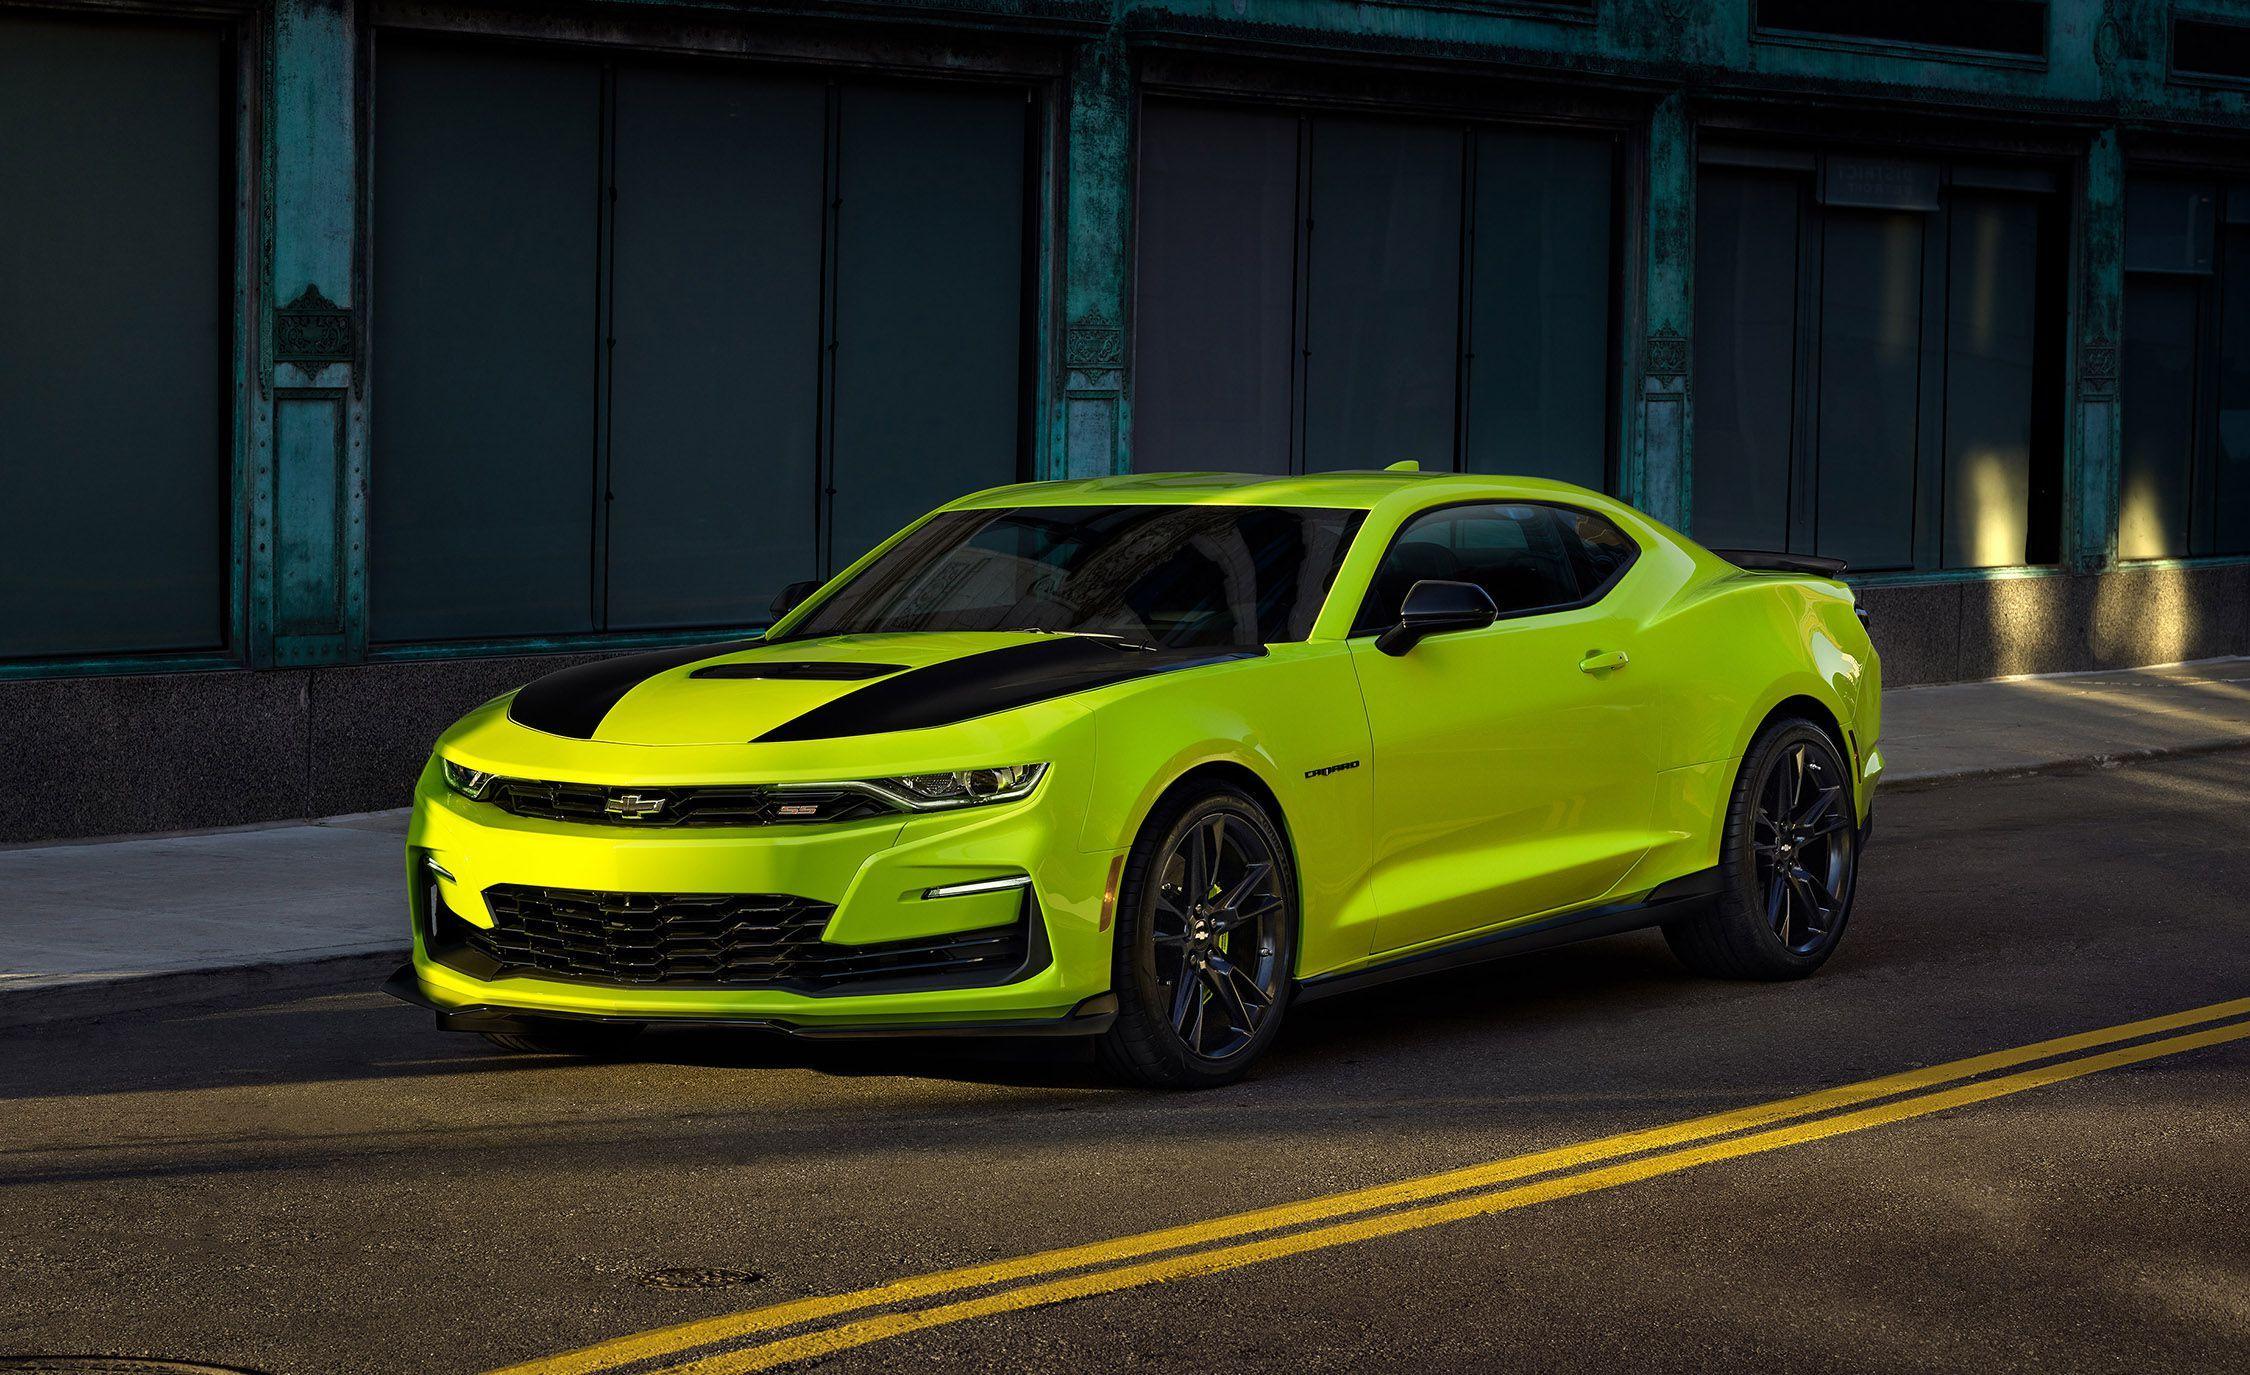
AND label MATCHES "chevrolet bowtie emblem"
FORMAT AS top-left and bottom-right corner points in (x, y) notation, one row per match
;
(604, 792), (666, 819)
